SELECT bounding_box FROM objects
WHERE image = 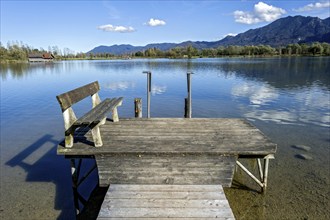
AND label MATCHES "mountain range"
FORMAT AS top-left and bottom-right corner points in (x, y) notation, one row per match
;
(88, 15), (330, 55)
